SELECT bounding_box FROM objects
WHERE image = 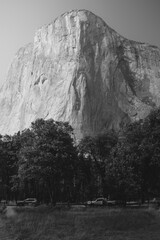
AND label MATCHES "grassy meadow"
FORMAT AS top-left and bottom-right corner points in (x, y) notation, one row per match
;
(3, 205), (160, 240)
